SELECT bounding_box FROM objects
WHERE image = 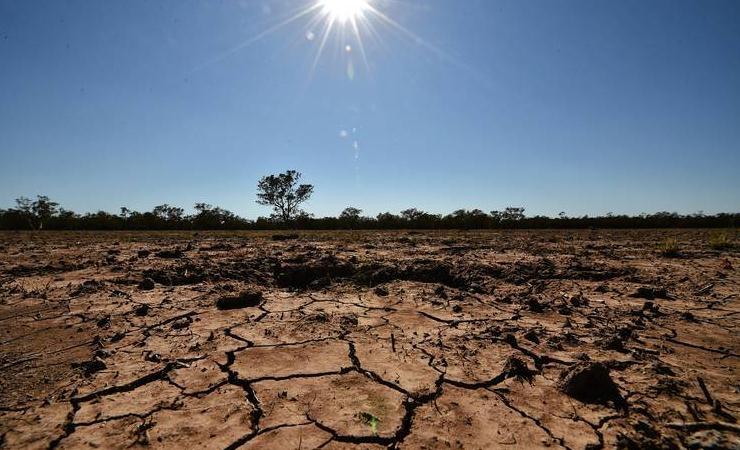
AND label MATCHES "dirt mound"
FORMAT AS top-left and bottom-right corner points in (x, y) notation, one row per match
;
(630, 286), (670, 300)
(275, 254), (356, 288)
(557, 362), (624, 407)
(137, 277), (155, 290)
(154, 248), (185, 259)
(216, 288), (263, 310)
(353, 262), (399, 286)
(272, 233), (299, 241)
